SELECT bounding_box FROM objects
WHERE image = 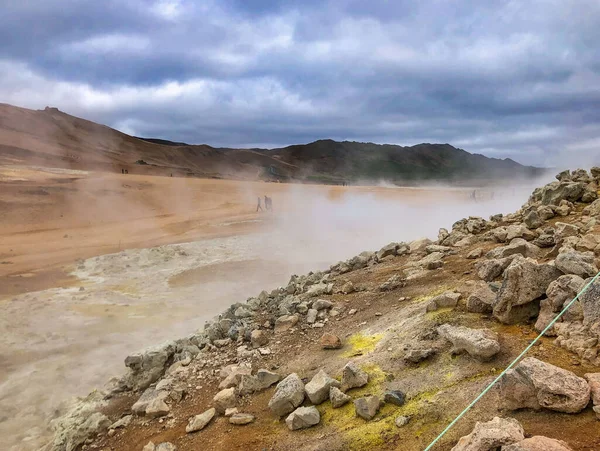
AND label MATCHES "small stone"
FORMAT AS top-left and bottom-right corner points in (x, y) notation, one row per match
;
(268, 373), (305, 417)
(306, 309), (318, 324)
(384, 390), (406, 407)
(229, 413), (255, 425)
(224, 408), (239, 417)
(395, 416), (410, 428)
(313, 299), (333, 310)
(256, 369), (280, 390)
(146, 398), (170, 418)
(305, 370), (341, 404)
(354, 395), (380, 420)
(186, 408), (216, 433)
(341, 361), (369, 392)
(285, 406), (321, 430)
(250, 330), (269, 348)
(320, 333), (342, 349)
(349, 309), (357, 315)
(330, 386), (351, 408)
(213, 387), (237, 414)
